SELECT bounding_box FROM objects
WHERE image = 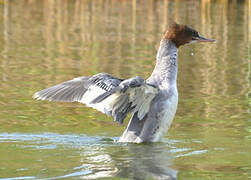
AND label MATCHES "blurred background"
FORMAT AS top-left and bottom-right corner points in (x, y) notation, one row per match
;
(0, 0), (249, 179)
